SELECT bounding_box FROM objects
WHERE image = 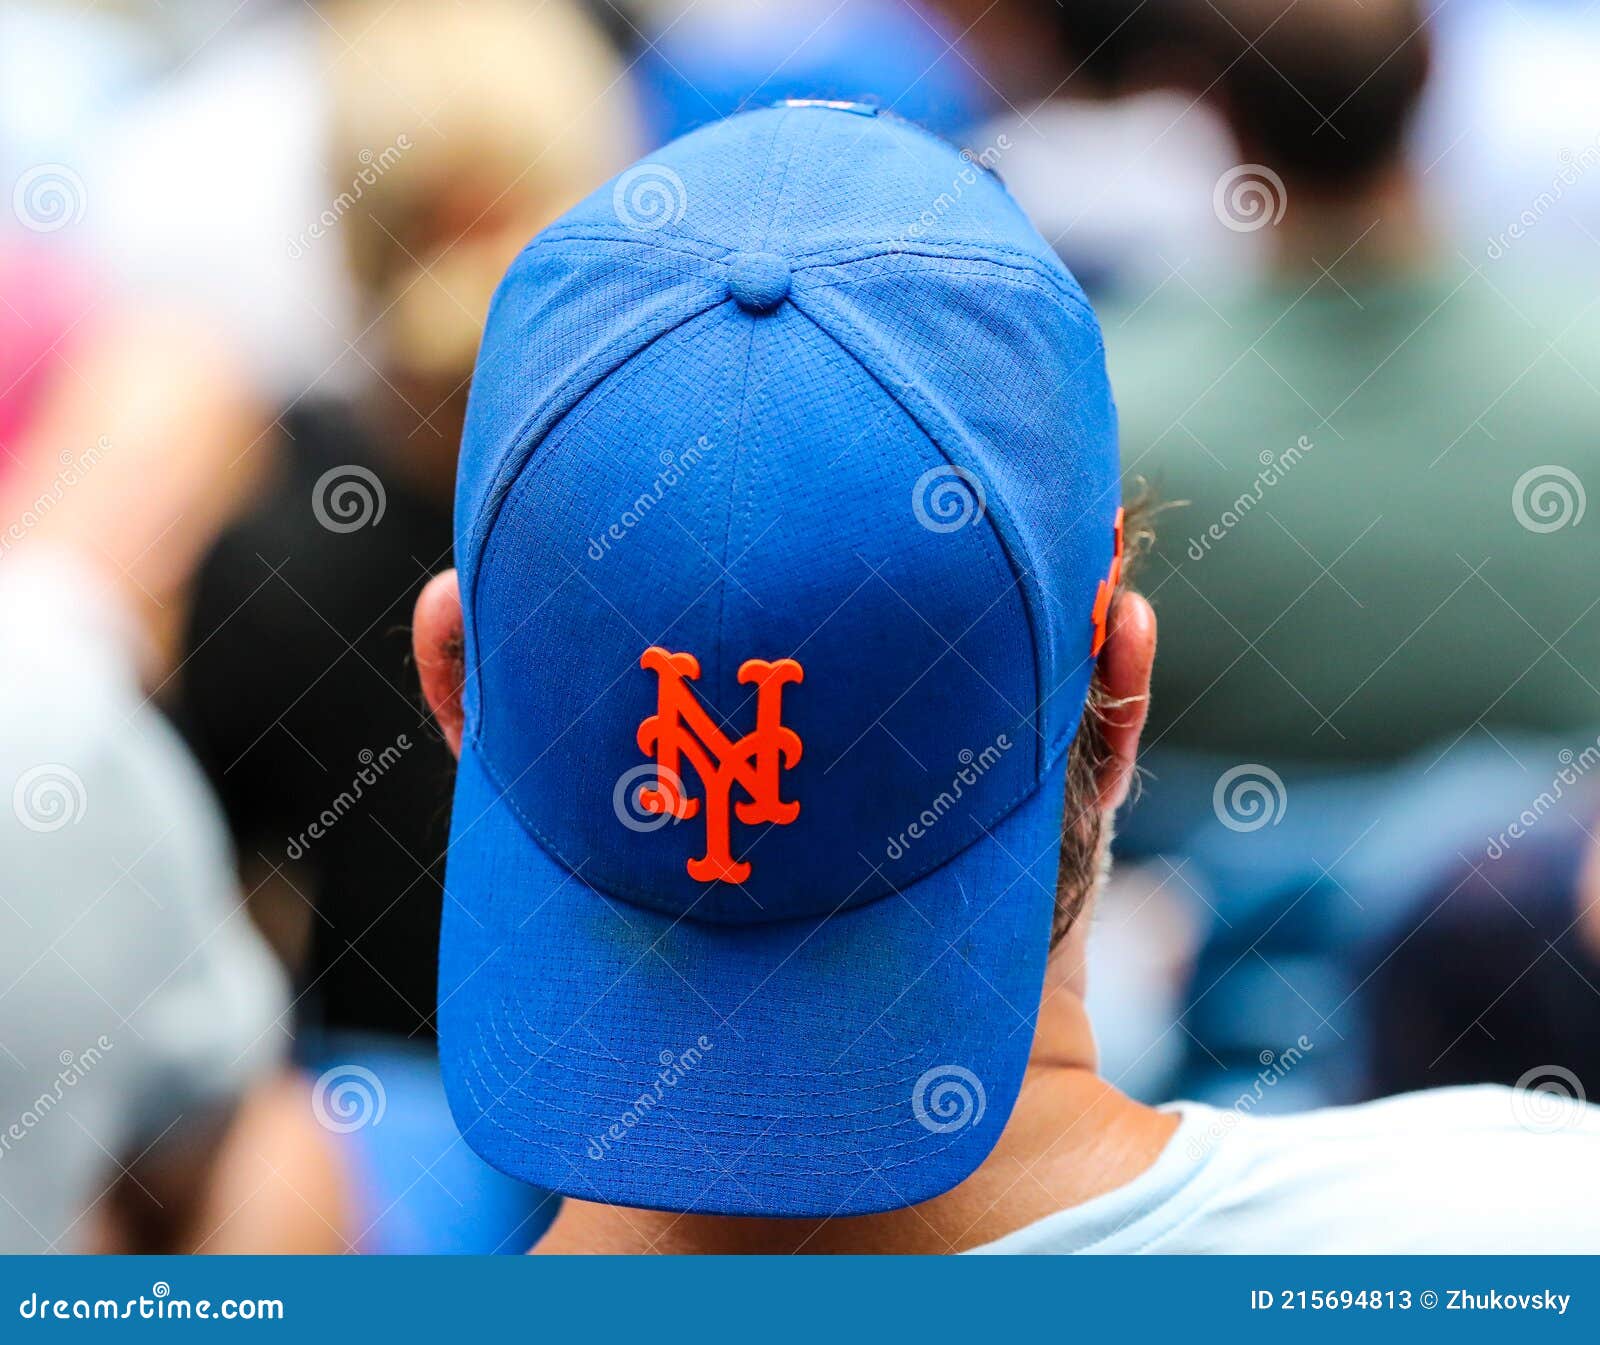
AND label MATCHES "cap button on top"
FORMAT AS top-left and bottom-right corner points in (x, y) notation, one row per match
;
(726, 251), (791, 314)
